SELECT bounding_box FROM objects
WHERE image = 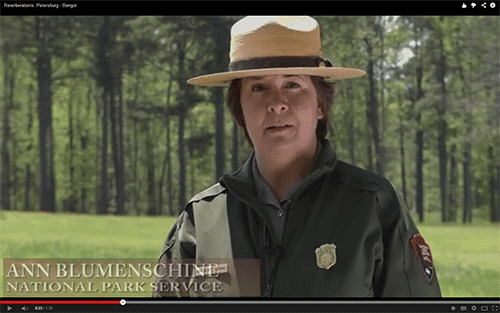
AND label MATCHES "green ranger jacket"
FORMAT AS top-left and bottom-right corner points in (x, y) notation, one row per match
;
(153, 139), (441, 297)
